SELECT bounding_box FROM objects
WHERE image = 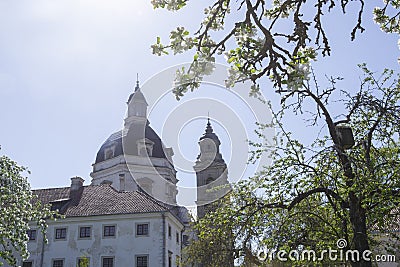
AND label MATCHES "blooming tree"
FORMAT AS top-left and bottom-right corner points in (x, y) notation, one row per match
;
(0, 150), (54, 266)
(151, 0), (399, 95)
(182, 66), (400, 267)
